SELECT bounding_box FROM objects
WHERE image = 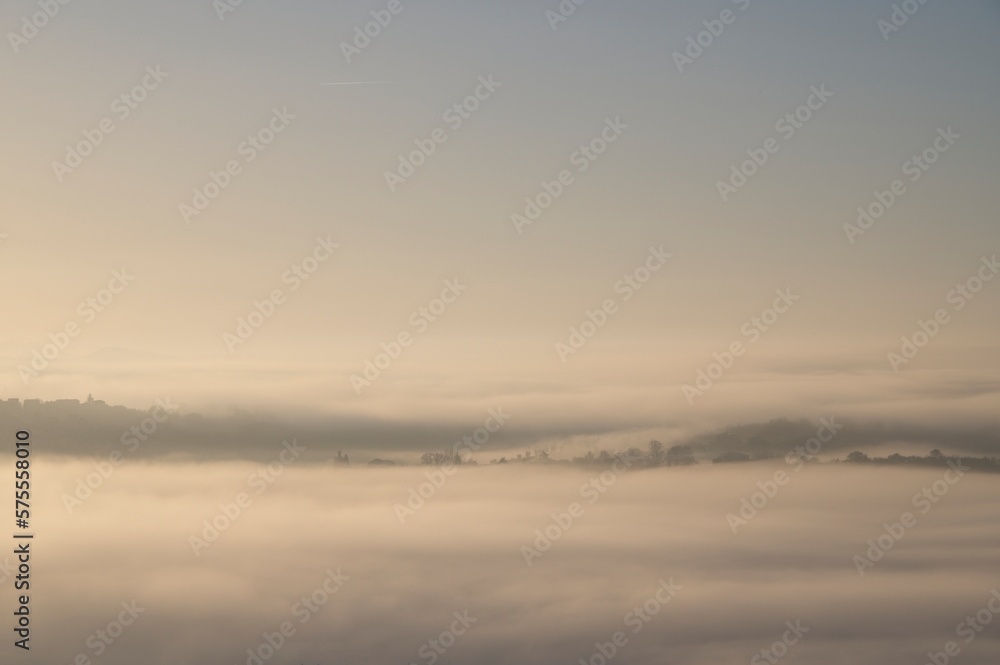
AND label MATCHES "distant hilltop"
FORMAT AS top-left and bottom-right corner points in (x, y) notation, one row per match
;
(1, 397), (999, 471)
